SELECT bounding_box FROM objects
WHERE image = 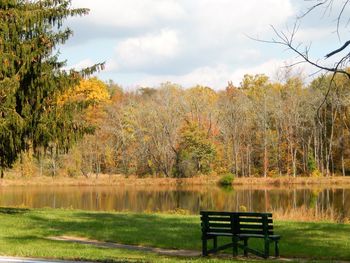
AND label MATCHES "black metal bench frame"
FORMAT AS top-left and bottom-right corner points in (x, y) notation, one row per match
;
(200, 211), (280, 259)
